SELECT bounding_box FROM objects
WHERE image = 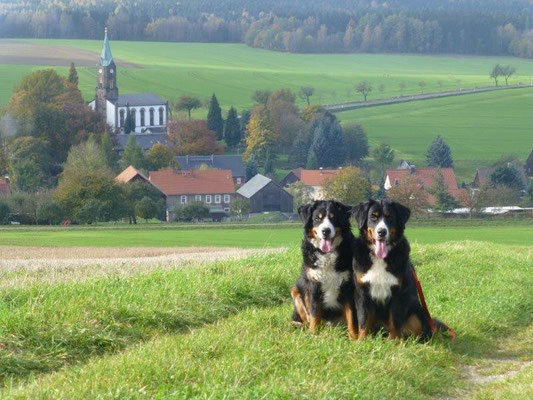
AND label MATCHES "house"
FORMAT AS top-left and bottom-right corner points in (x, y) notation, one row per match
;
(149, 169), (235, 221)
(525, 150), (533, 176)
(88, 29), (169, 150)
(280, 168), (339, 199)
(0, 177), (10, 197)
(384, 167), (464, 206)
(237, 174), (293, 213)
(175, 155), (246, 185)
(472, 162), (528, 188)
(115, 133), (169, 155)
